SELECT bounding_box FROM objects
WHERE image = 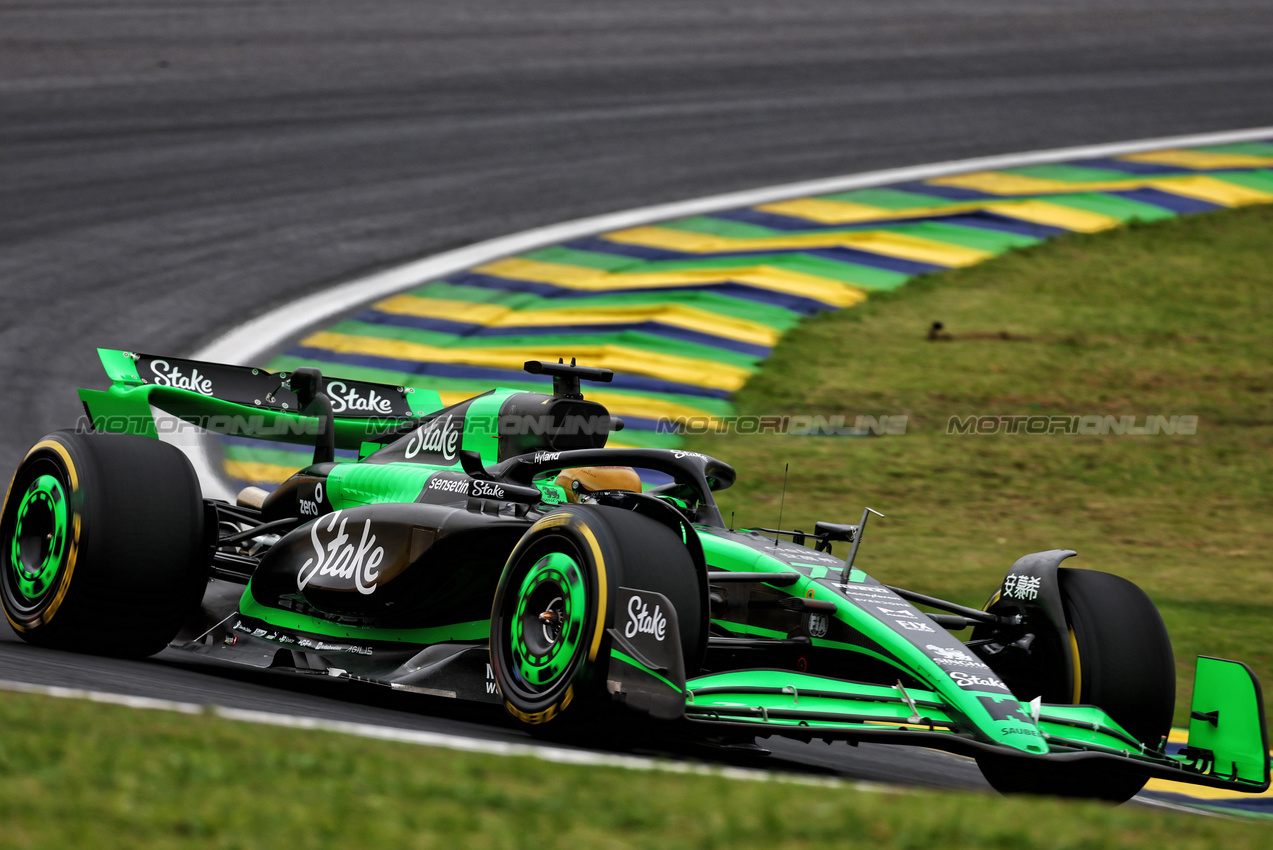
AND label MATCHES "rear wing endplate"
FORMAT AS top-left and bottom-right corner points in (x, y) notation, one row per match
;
(78, 349), (443, 449)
